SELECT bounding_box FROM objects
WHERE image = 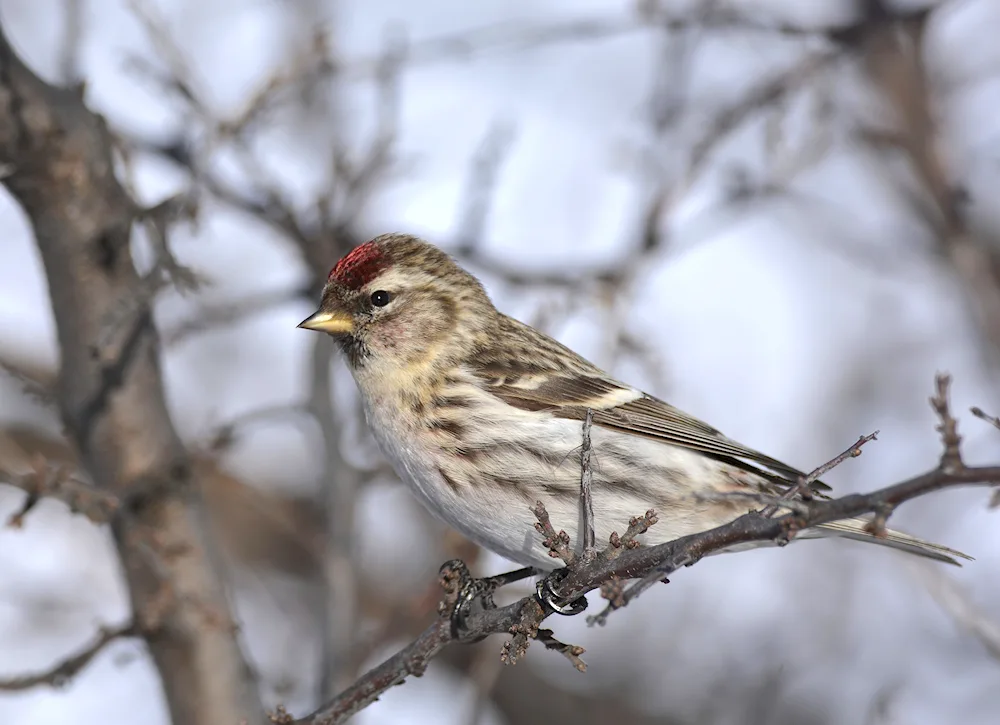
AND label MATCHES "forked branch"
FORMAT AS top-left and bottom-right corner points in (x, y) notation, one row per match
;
(0, 621), (138, 691)
(286, 374), (1000, 725)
